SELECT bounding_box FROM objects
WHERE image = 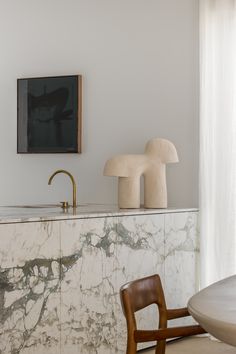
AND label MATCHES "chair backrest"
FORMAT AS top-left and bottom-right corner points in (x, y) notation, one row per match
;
(120, 274), (167, 331)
